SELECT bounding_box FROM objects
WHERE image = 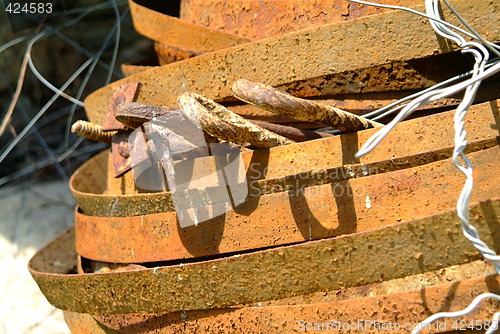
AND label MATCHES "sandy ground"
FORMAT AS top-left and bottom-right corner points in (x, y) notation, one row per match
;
(0, 181), (74, 334)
